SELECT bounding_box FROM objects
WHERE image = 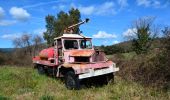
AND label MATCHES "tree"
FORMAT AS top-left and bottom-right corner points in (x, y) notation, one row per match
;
(32, 35), (43, 56)
(13, 37), (23, 48)
(69, 8), (81, 33)
(21, 33), (32, 55)
(43, 15), (55, 45)
(12, 33), (32, 55)
(54, 11), (69, 37)
(132, 17), (157, 54)
(43, 8), (81, 46)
